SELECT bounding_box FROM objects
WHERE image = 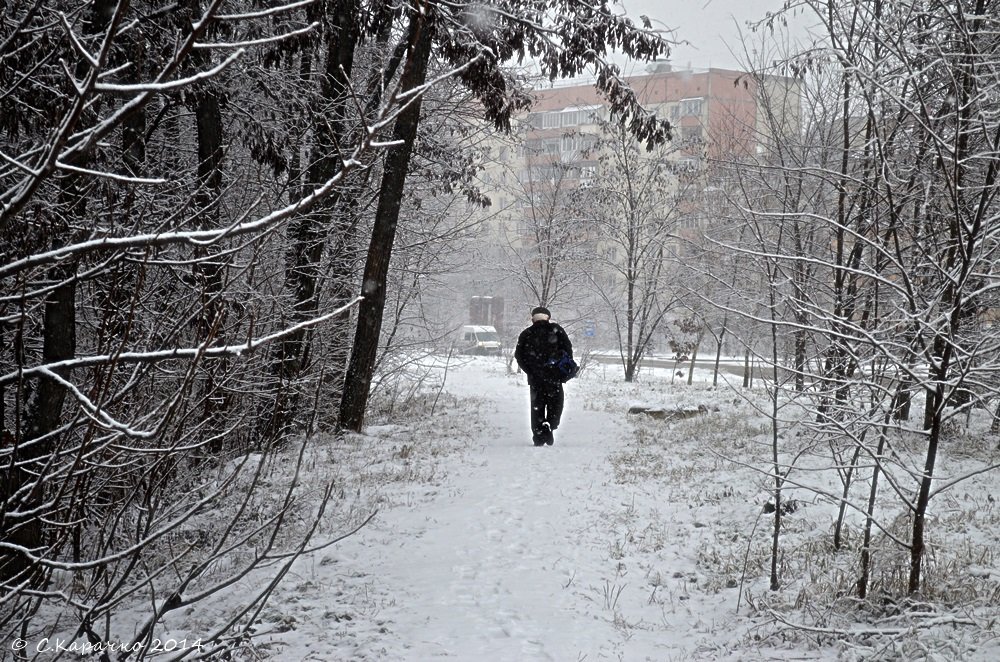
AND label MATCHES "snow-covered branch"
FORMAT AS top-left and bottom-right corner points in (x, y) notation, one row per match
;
(0, 297), (363, 388)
